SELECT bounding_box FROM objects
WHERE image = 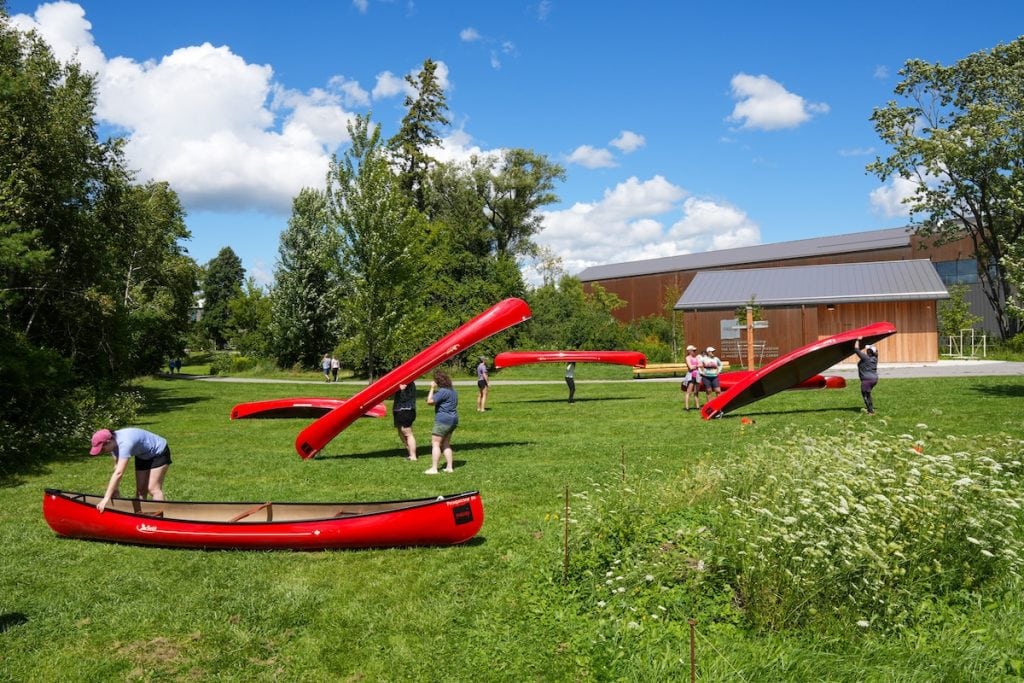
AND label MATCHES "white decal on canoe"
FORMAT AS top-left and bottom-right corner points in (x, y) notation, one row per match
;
(135, 523), (314, 537)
